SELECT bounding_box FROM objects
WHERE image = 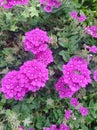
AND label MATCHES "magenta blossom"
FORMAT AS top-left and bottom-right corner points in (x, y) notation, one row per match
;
(84, 44), (97, 53)
(84, 26), (97, 38)
(55, 76), (75, 99)
(44, 124), (70, 130)
(35, 48), (54, 66)
(79, 106), (88, 116)
(94, 69), (97, 82)
(70, 11), (86, 22)
(1, 71), (28, 100)
(63, 56), (91, 91)
(23, 28), (50, 54)
(64, 110), (72, 120)
(1, 0), (28, 9)
(20, 60), (49, 92)
(70, 11), (78, 19)
(78, 14), (86, 22)
(39, 0), (61, 13)
(70, 98), (79, 107)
